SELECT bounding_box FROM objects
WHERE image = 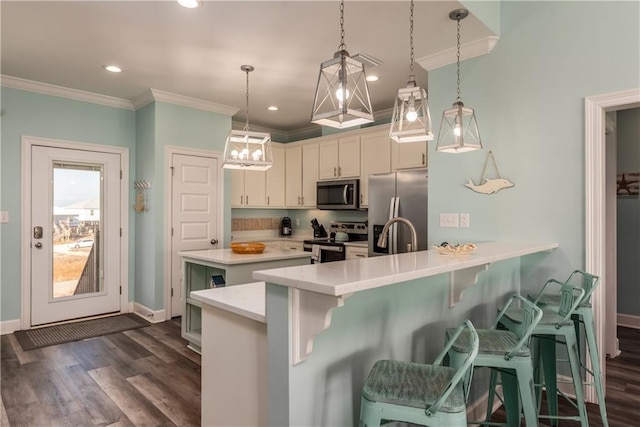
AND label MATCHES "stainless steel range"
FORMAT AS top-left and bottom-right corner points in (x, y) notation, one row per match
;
(303, 221), (368, 263)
